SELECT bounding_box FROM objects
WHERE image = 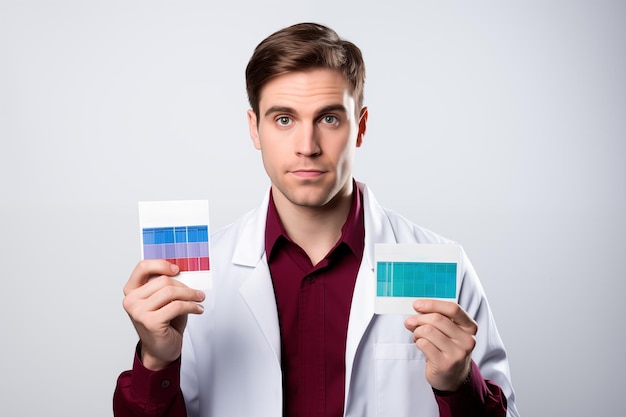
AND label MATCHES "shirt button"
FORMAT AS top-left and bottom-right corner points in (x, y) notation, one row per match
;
(161, 380), (171, 389)
(305, 276), (316, 284)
